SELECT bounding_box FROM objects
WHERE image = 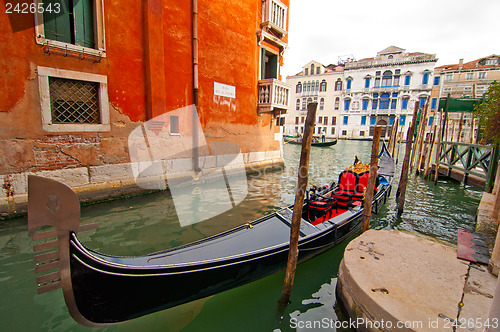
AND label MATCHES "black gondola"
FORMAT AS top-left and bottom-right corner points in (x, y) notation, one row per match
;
(284, 137), (337, 147)
(28, 145), (394, 327)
